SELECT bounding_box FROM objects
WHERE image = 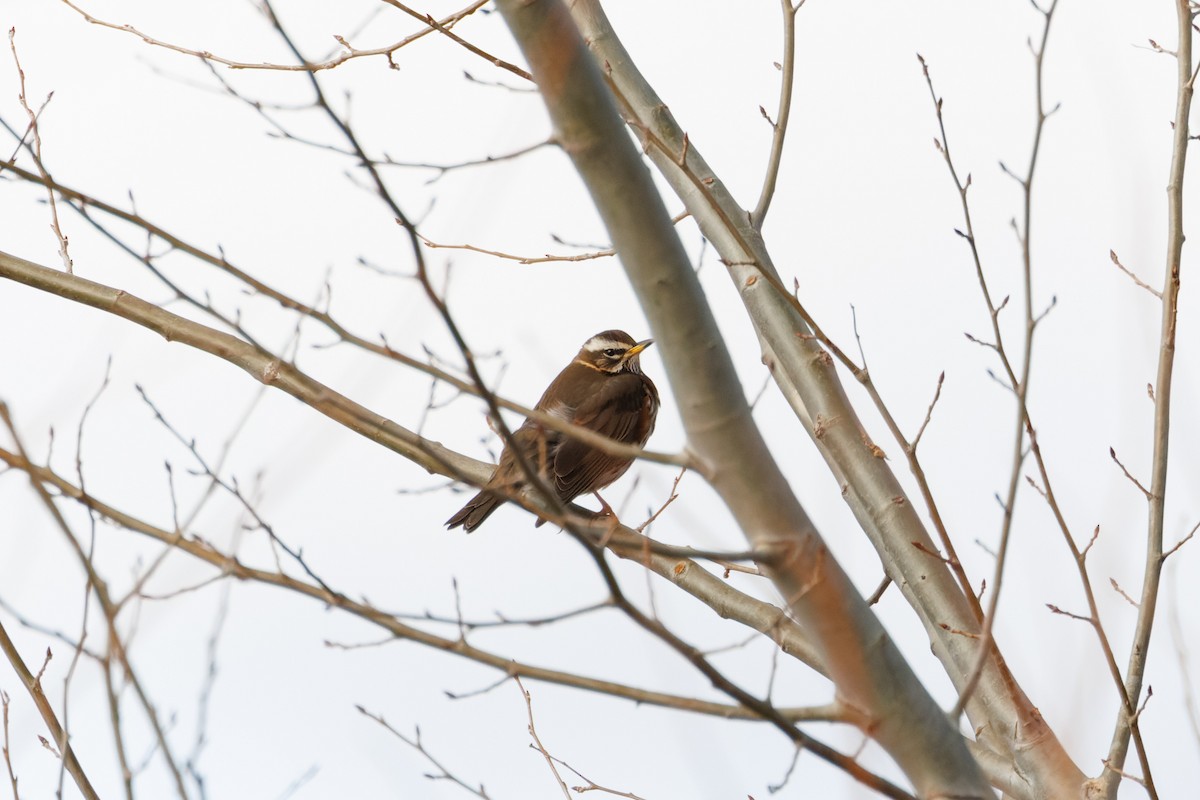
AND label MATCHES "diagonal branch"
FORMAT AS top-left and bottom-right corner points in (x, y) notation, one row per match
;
(564, 2), (1089, 795)
(495, 3), (993, 797)
(571, 0), (1003, 725)
(0, 615), (99, 800)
